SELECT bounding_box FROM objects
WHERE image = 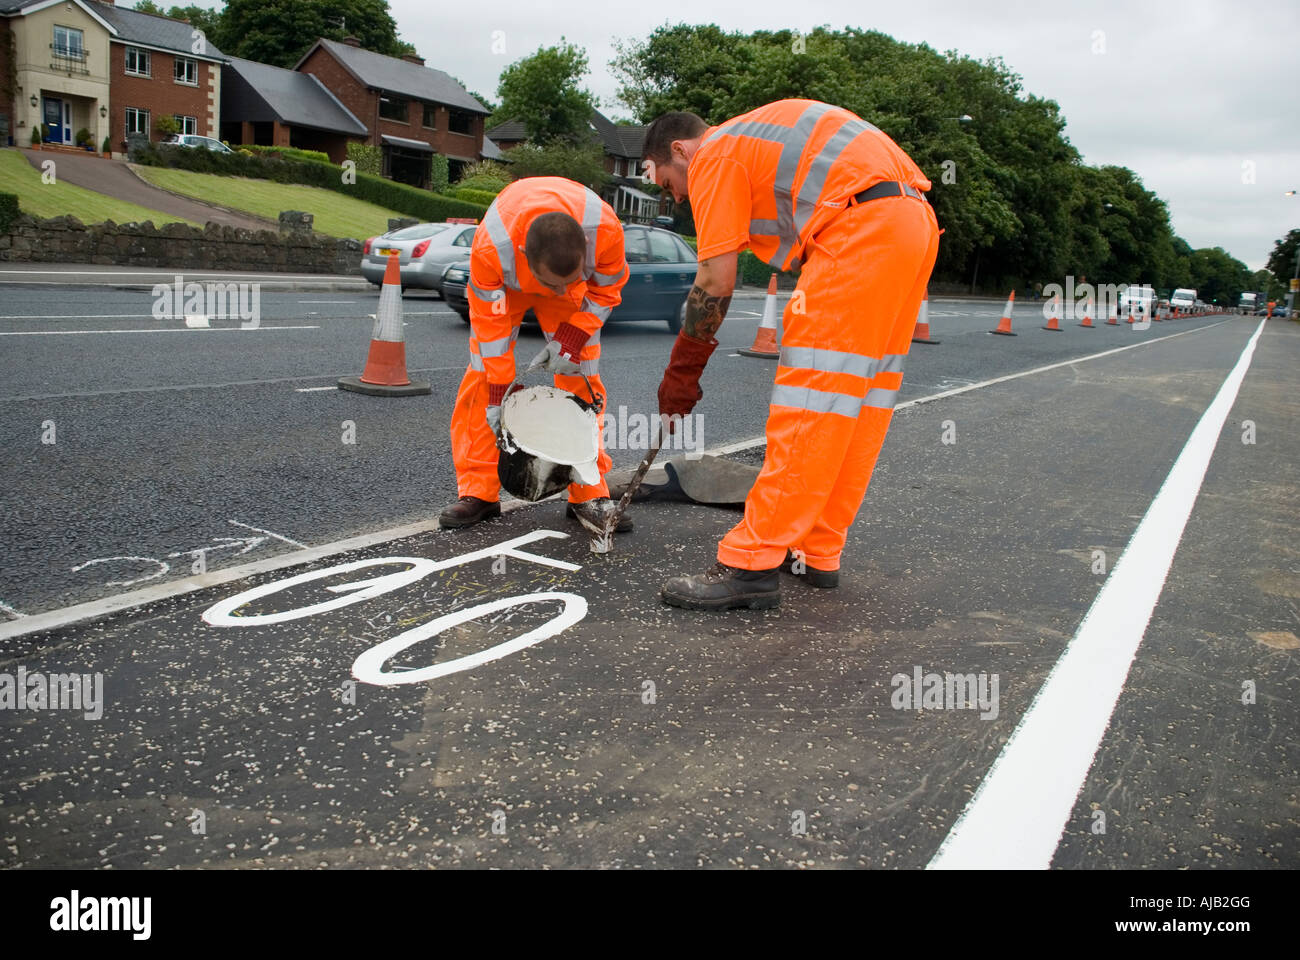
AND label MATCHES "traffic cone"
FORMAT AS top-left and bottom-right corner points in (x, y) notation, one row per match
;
(338, 251), (431, 396)
(1152, 303), (1163, 322)
(739, 273), (781, 358)
(1042, 294), (1063, 331)
(912, 293), (940, 344)
(1125, 302), (1135, 324)
(1106, 299), (1119, 325)
(990, 290), (1017, 336)
(1079, 301), (1095, 328)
